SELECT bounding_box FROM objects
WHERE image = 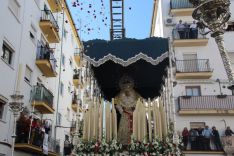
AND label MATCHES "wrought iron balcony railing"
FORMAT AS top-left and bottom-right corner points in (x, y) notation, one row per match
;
(48, 137), (60, 153)
(176, 59), (212, 73)
(36, 46), (57, 72)
(170, 0), (193, 9)
(41, 10), (59, 29)
(31, 85), (54, 109)
(178, 95), (234, 110)
(172, 28), (206, 40)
